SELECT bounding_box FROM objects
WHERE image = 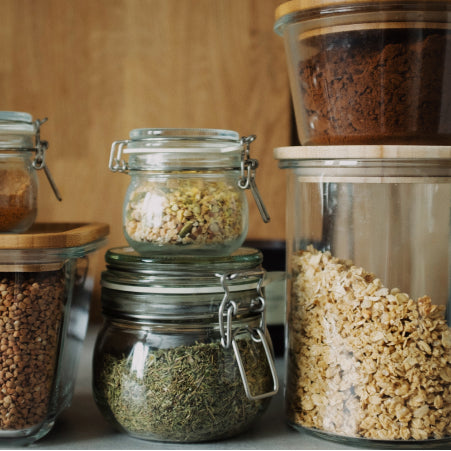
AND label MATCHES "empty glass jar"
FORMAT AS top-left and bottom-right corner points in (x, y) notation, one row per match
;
(109, 128), (269, 256)
(93, 246), (278, 443)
